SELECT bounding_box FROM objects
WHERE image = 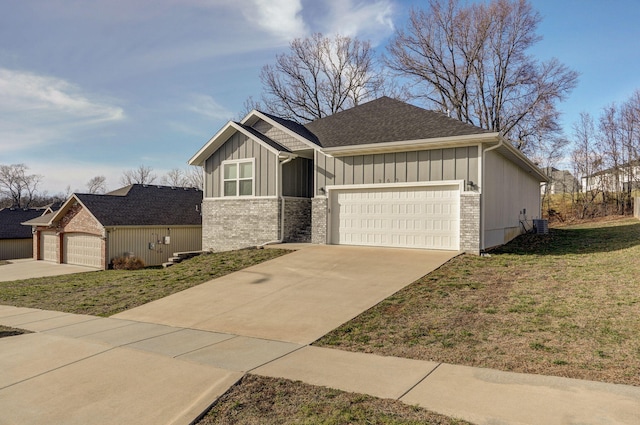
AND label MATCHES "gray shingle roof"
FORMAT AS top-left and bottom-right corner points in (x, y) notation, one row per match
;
(0, 208), (44, 239)
(237, 123), (292, 152)
(257, 111), (321, 146)
(76, 184), (202, 227)
(304, 96), (491, 148)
